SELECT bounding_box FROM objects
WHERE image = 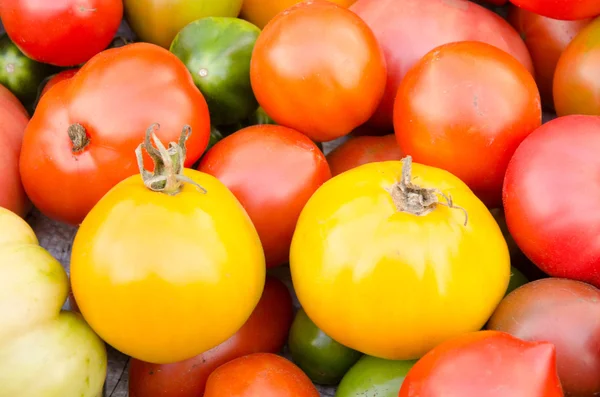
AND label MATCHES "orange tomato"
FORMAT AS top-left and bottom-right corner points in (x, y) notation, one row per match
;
(250, 0), (386, 142)
(240, 0), (356, 29)
(326, 135), (402, 177)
